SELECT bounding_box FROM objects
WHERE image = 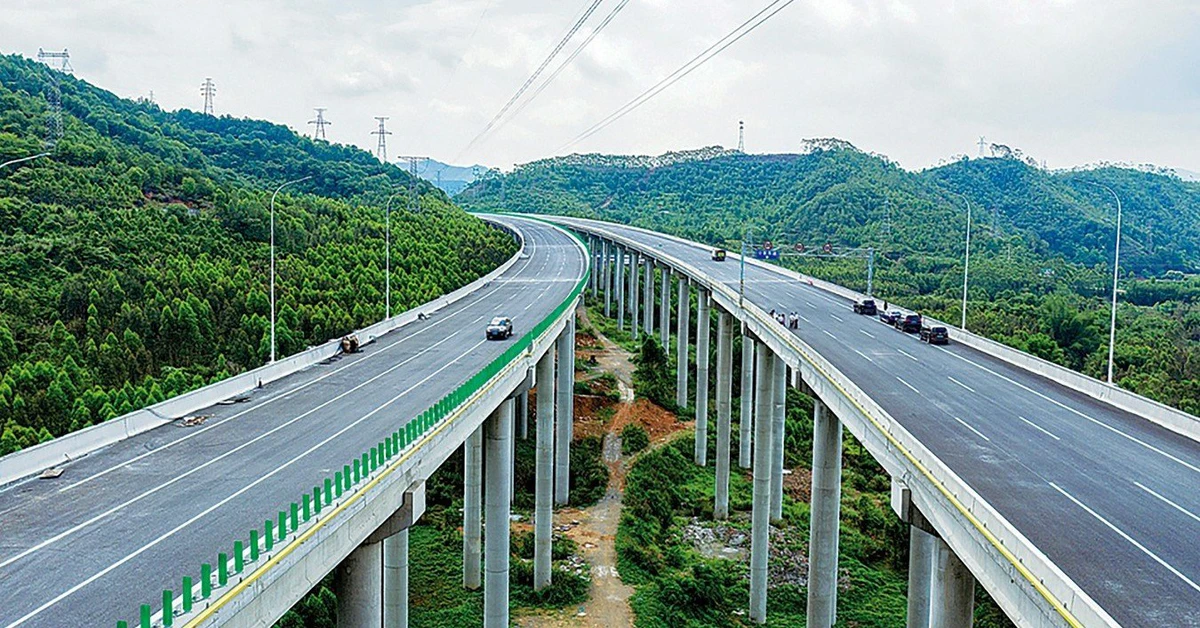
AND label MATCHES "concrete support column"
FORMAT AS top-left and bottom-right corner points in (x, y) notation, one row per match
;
(694, 290), (711, 465)
(769, 360), (787, 520)
(932, 538), (975, 628)
(484, 399), (515, 628)
(644, 260), (654, 334)
(907, 527), (936, 628)
(517, 390), (528, 440)
(675, 276), (690, 409)
(534, 349), (555, 589)
(337, 541), (384, 628)
(603, 240), (612, 317)
(383, 530), (408, 628)
(660, 267), (670, 349)
(616, 247), (626, 330)
(463, 426), (483, 590)
(555, 318), (575, 505)
(589, 237), (598, 298)
(806, 398), (843, 628)
(714, 310), (733, 519)
(748, 343), (776, 624)
(739, 333), (754, 469)
(631, 253), (640, 339)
